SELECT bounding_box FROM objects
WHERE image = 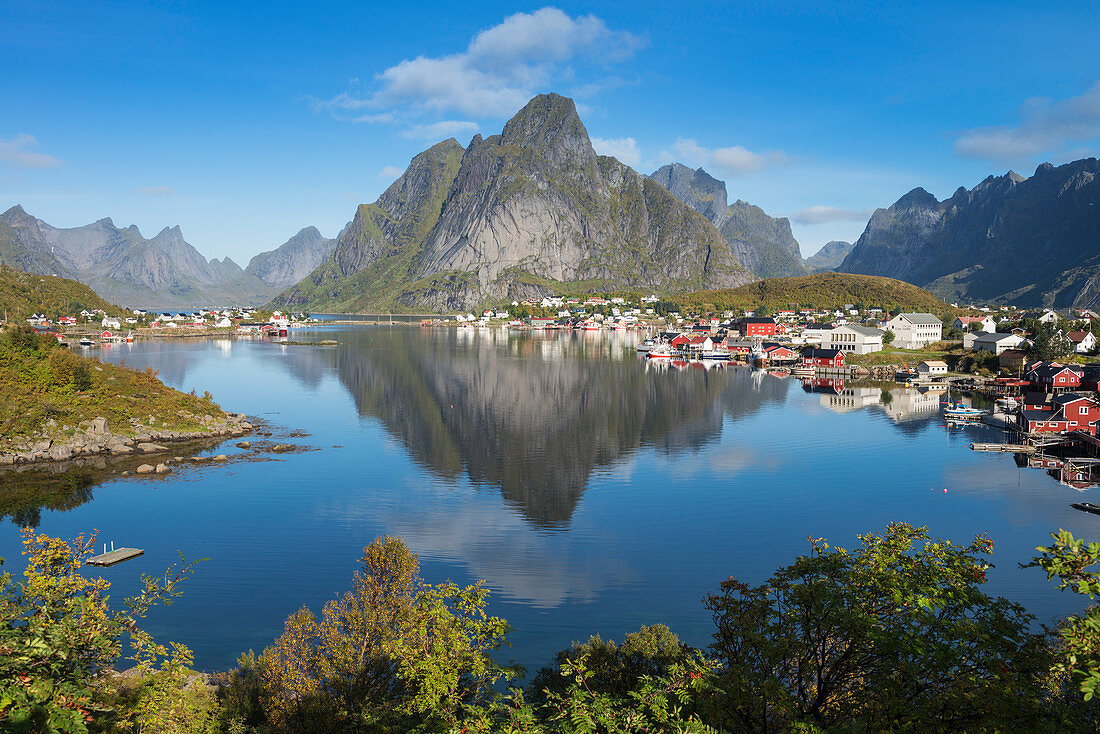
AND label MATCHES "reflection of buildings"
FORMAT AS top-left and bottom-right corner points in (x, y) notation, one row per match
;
(880, 388), (947, 422)
(805, 380), (948, 423)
